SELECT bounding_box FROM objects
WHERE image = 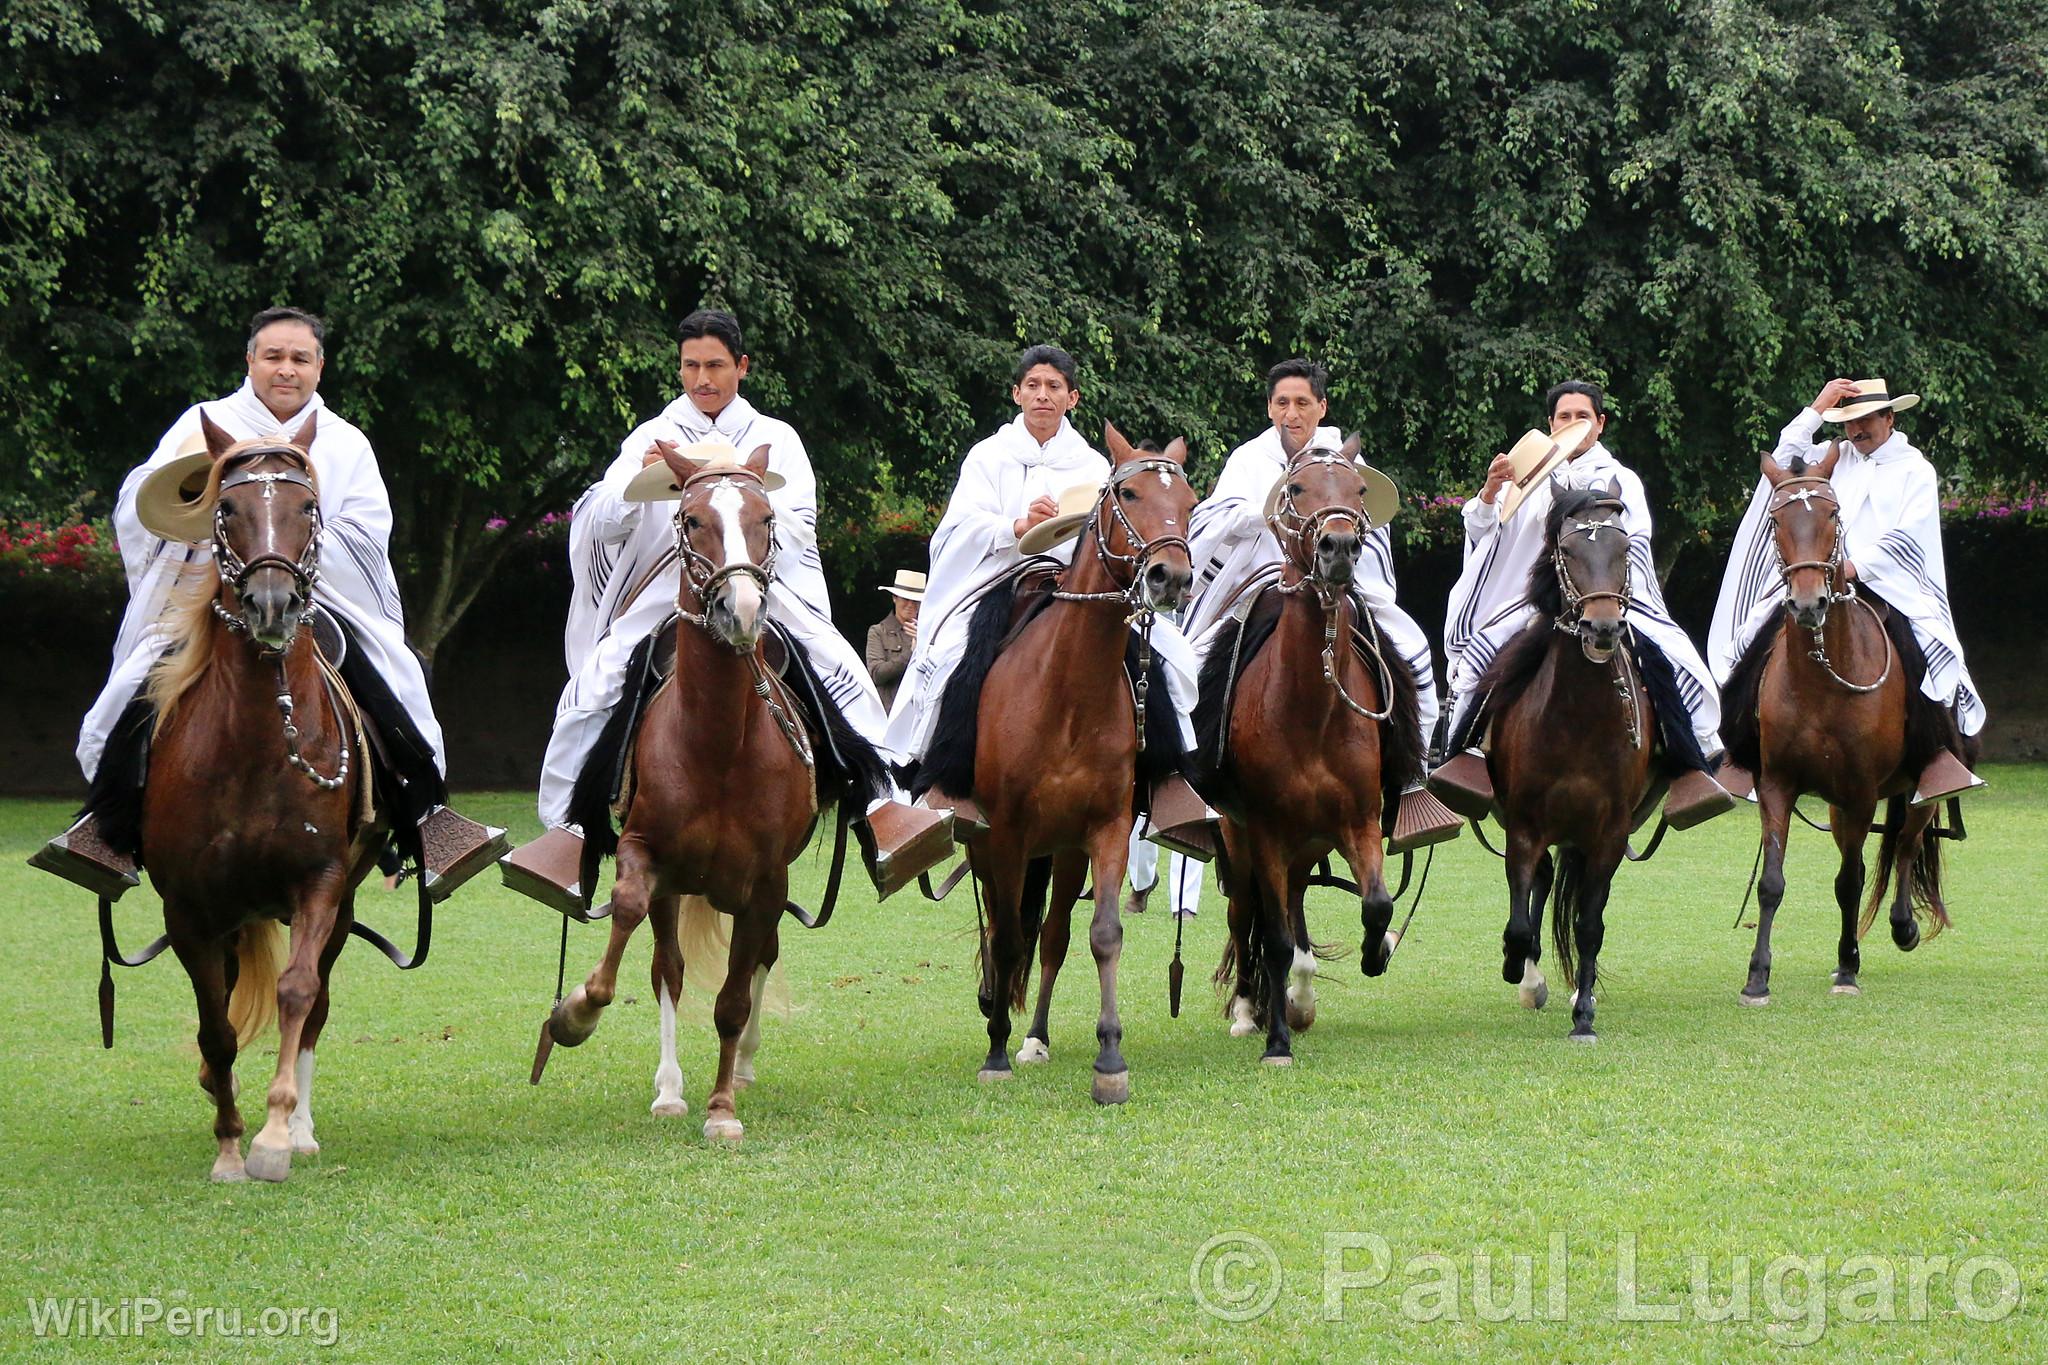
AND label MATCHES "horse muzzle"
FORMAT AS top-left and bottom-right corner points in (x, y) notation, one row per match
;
(708, 575), (766, 652)
(1141, 555), (1192, 612)
(1315, 528), (1361, 586)
(1789, 593), (1829, 631)
(240, 563), (310, 652)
